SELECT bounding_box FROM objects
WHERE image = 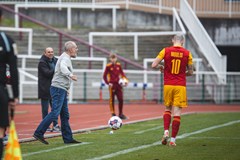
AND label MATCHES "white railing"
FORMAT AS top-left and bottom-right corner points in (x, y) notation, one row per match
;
(18, 55), (107, 103)
(18, 68), (38, 103)
(18, 67), (240, 104)
(14, 3), (120, 30)
(0, 27), (33, 55)
(89, 8), (186, 60)
(1, 0), (239, 18)
(180, 0), (227, 84)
